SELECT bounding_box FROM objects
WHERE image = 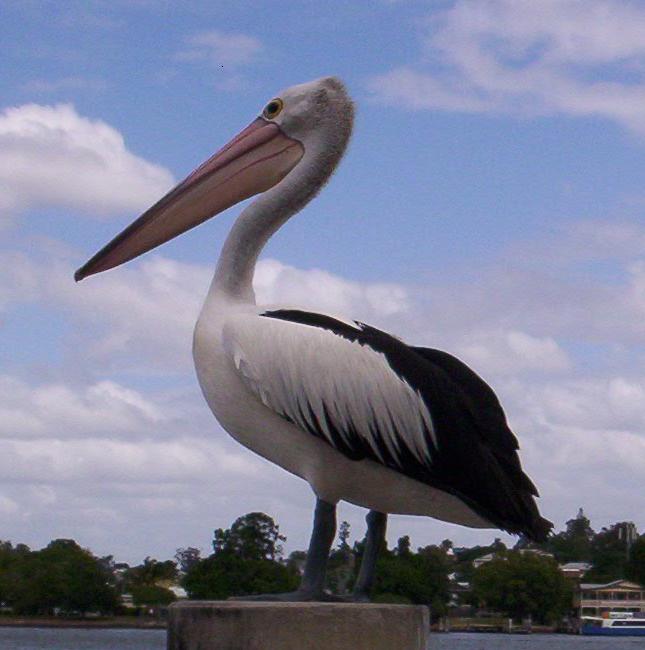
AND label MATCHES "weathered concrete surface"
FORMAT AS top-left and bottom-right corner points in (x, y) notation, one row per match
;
(167, 601), (430, 650)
